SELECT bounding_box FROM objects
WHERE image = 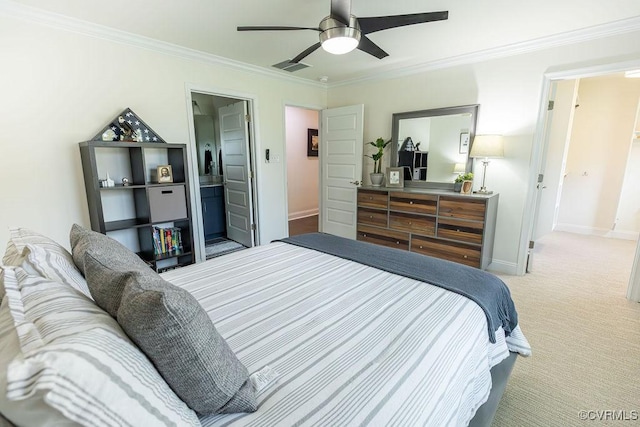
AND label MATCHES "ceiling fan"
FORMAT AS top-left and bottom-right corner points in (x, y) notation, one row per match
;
(237, 0), (448, 64)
